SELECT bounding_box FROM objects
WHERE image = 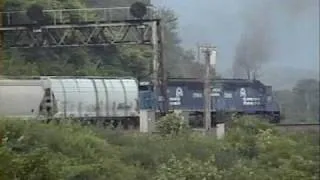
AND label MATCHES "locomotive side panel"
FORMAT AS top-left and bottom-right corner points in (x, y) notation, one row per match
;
(151, 78), (281, 123)
(212, 79), (274, 114)
(157, 80), (205, 111)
